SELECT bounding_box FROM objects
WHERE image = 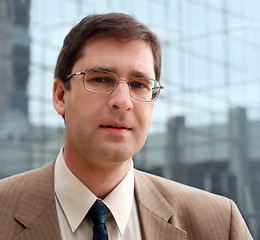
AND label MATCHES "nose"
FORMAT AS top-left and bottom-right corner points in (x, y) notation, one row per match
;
(108, 80), (133, 111)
